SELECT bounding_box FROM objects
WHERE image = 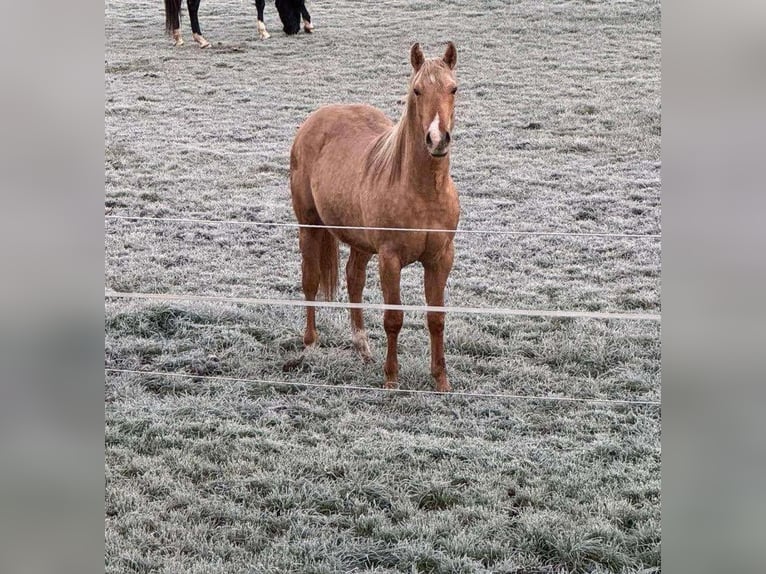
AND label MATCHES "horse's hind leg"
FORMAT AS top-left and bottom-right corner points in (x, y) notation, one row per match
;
(166, 0), (184, 45)
(187, 0), (210, 47)
(299, 227), (322, 347)
(346, 248), (372, 361)
(300, 2), (314, 33)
